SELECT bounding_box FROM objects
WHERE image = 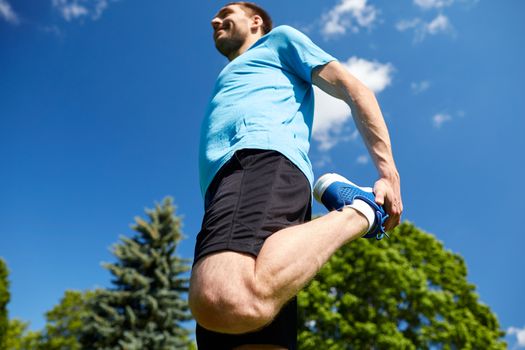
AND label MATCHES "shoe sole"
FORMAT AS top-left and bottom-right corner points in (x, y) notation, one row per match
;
(313, 173), (373, 204)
